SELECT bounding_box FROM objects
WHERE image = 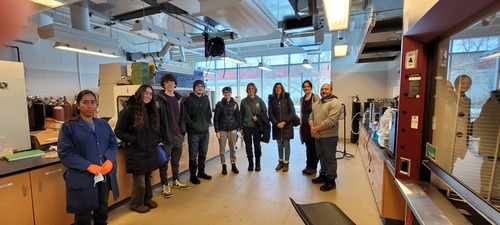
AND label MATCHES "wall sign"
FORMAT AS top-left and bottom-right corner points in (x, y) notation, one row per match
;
(408, 73), (421, 98)
(405, 50), (418, 69)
